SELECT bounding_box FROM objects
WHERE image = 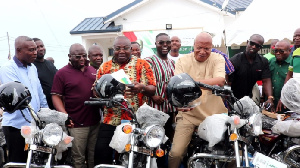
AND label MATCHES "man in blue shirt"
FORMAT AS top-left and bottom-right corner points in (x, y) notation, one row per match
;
(0, 36), (48, 162)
